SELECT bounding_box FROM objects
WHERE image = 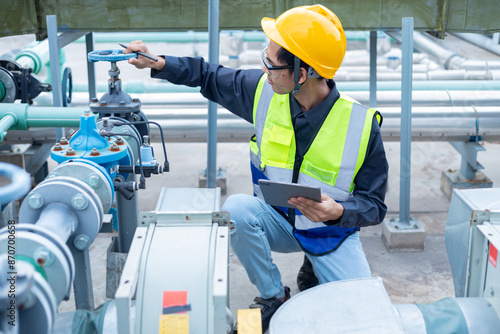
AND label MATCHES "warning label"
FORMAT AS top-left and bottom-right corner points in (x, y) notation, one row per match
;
(489, 243), (498, 268)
